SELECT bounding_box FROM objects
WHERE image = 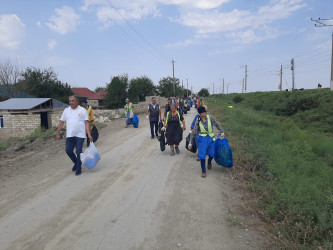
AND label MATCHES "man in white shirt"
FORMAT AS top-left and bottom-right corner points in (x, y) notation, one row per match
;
(56, 96), (93, 176)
